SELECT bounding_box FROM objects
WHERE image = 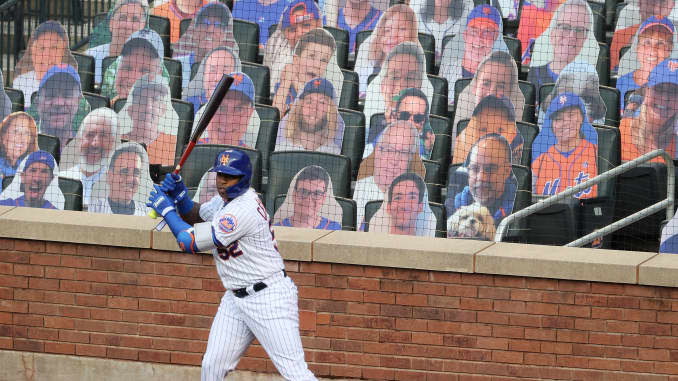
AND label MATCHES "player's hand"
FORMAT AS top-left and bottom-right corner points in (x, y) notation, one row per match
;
(147, 185), (176, 217)
(161, 173), (188, 202)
